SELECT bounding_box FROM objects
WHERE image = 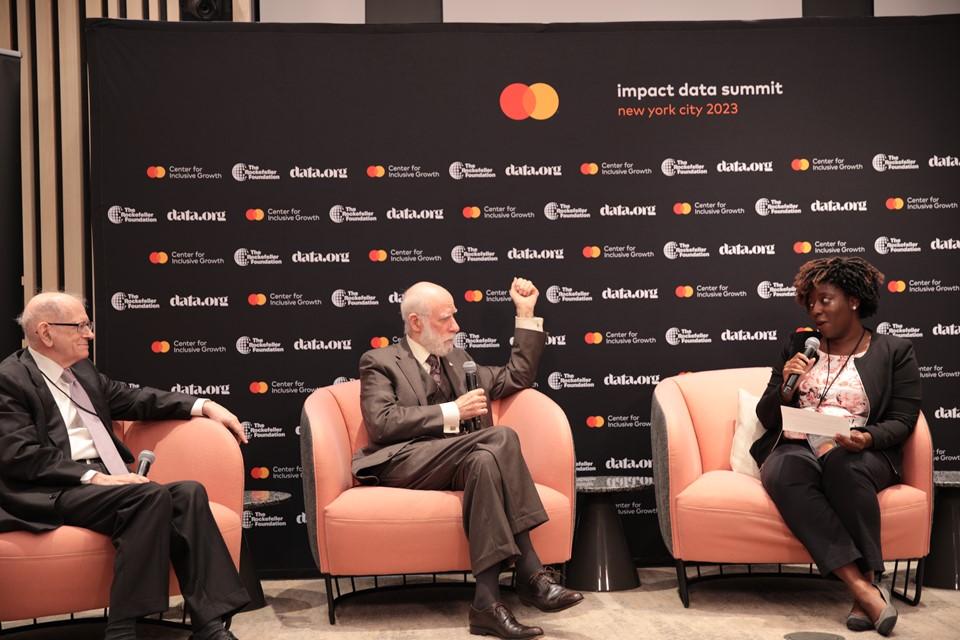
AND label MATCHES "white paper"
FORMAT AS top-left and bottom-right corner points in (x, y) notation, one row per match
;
(781, 406), (851, 437)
